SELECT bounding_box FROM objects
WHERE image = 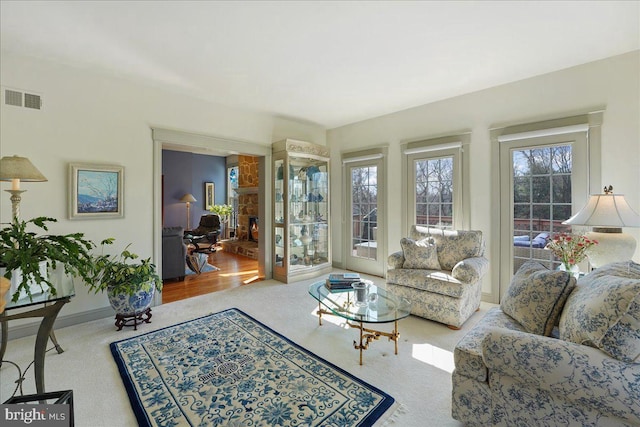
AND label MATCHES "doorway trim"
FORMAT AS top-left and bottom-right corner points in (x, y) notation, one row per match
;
(151, 127), (272, 305)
